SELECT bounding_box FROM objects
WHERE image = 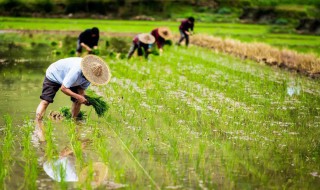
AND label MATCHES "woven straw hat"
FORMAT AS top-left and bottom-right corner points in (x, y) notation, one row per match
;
(79, 162), (108, 187)
(138, 33), (155, 44)
(158, 27), (172, 40)
(81, 55), (111, 85)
